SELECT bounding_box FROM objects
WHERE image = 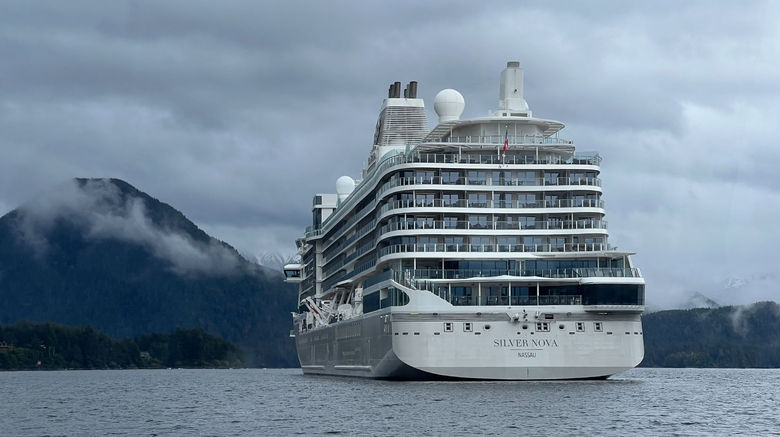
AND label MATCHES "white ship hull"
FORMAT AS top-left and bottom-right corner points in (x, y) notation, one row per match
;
(296, 295), (644, 380)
